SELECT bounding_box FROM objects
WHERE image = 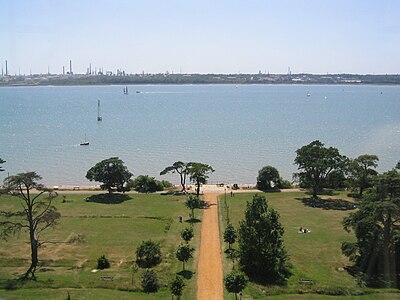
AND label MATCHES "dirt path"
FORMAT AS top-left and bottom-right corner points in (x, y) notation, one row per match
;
(197, 193), (224, 300)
